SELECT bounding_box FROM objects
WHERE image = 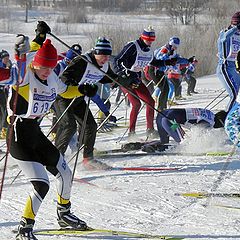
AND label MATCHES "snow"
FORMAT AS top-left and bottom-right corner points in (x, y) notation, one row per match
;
(1, 72), (240, 240)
